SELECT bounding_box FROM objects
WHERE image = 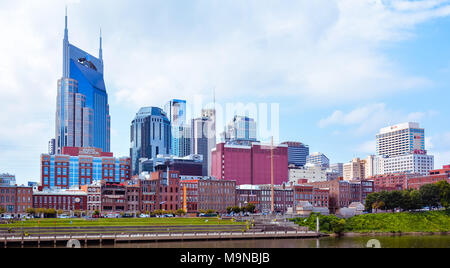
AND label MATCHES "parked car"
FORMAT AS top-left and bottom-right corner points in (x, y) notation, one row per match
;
(1, 215), (13, 220)
(140, 214), (150, 218)
(58, 214), (70, 219)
